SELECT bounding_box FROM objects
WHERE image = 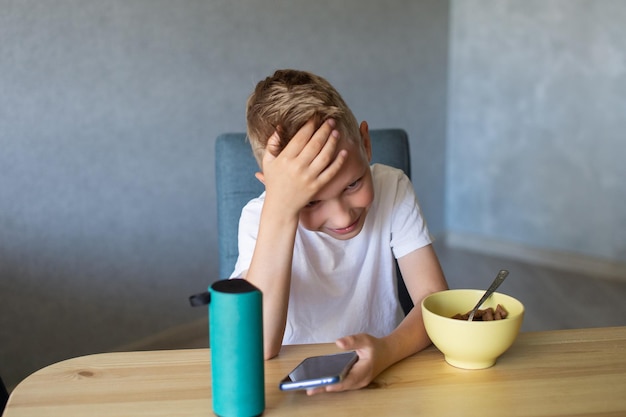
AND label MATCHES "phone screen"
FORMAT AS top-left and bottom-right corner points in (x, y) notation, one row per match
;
(279, 351), (358, 391)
